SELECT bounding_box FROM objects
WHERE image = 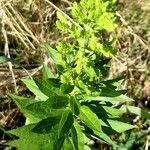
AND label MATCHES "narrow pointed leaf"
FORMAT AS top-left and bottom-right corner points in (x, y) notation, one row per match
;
(79, 106), (101, 132)
(44, 44), (60, 65)
(42, 63), (54, 80)
(71, 122), (84, 150)
(58, 109), (74, 138)
(22, 79), (48, 101)
(120, 105), (150, 120)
